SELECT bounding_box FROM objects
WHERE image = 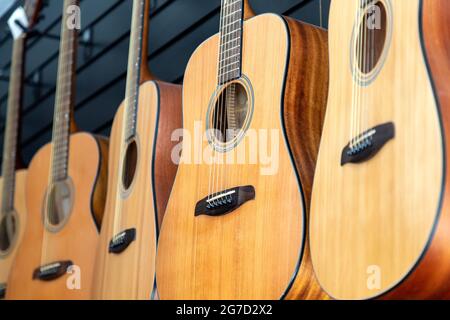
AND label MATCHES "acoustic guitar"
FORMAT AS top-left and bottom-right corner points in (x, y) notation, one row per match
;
(310, 0), (450, 299)
(156, 0), (329, 299)
(91, 0), (182, 300)
(0, 0), (42, 299)
(6, 0), (108, 300)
